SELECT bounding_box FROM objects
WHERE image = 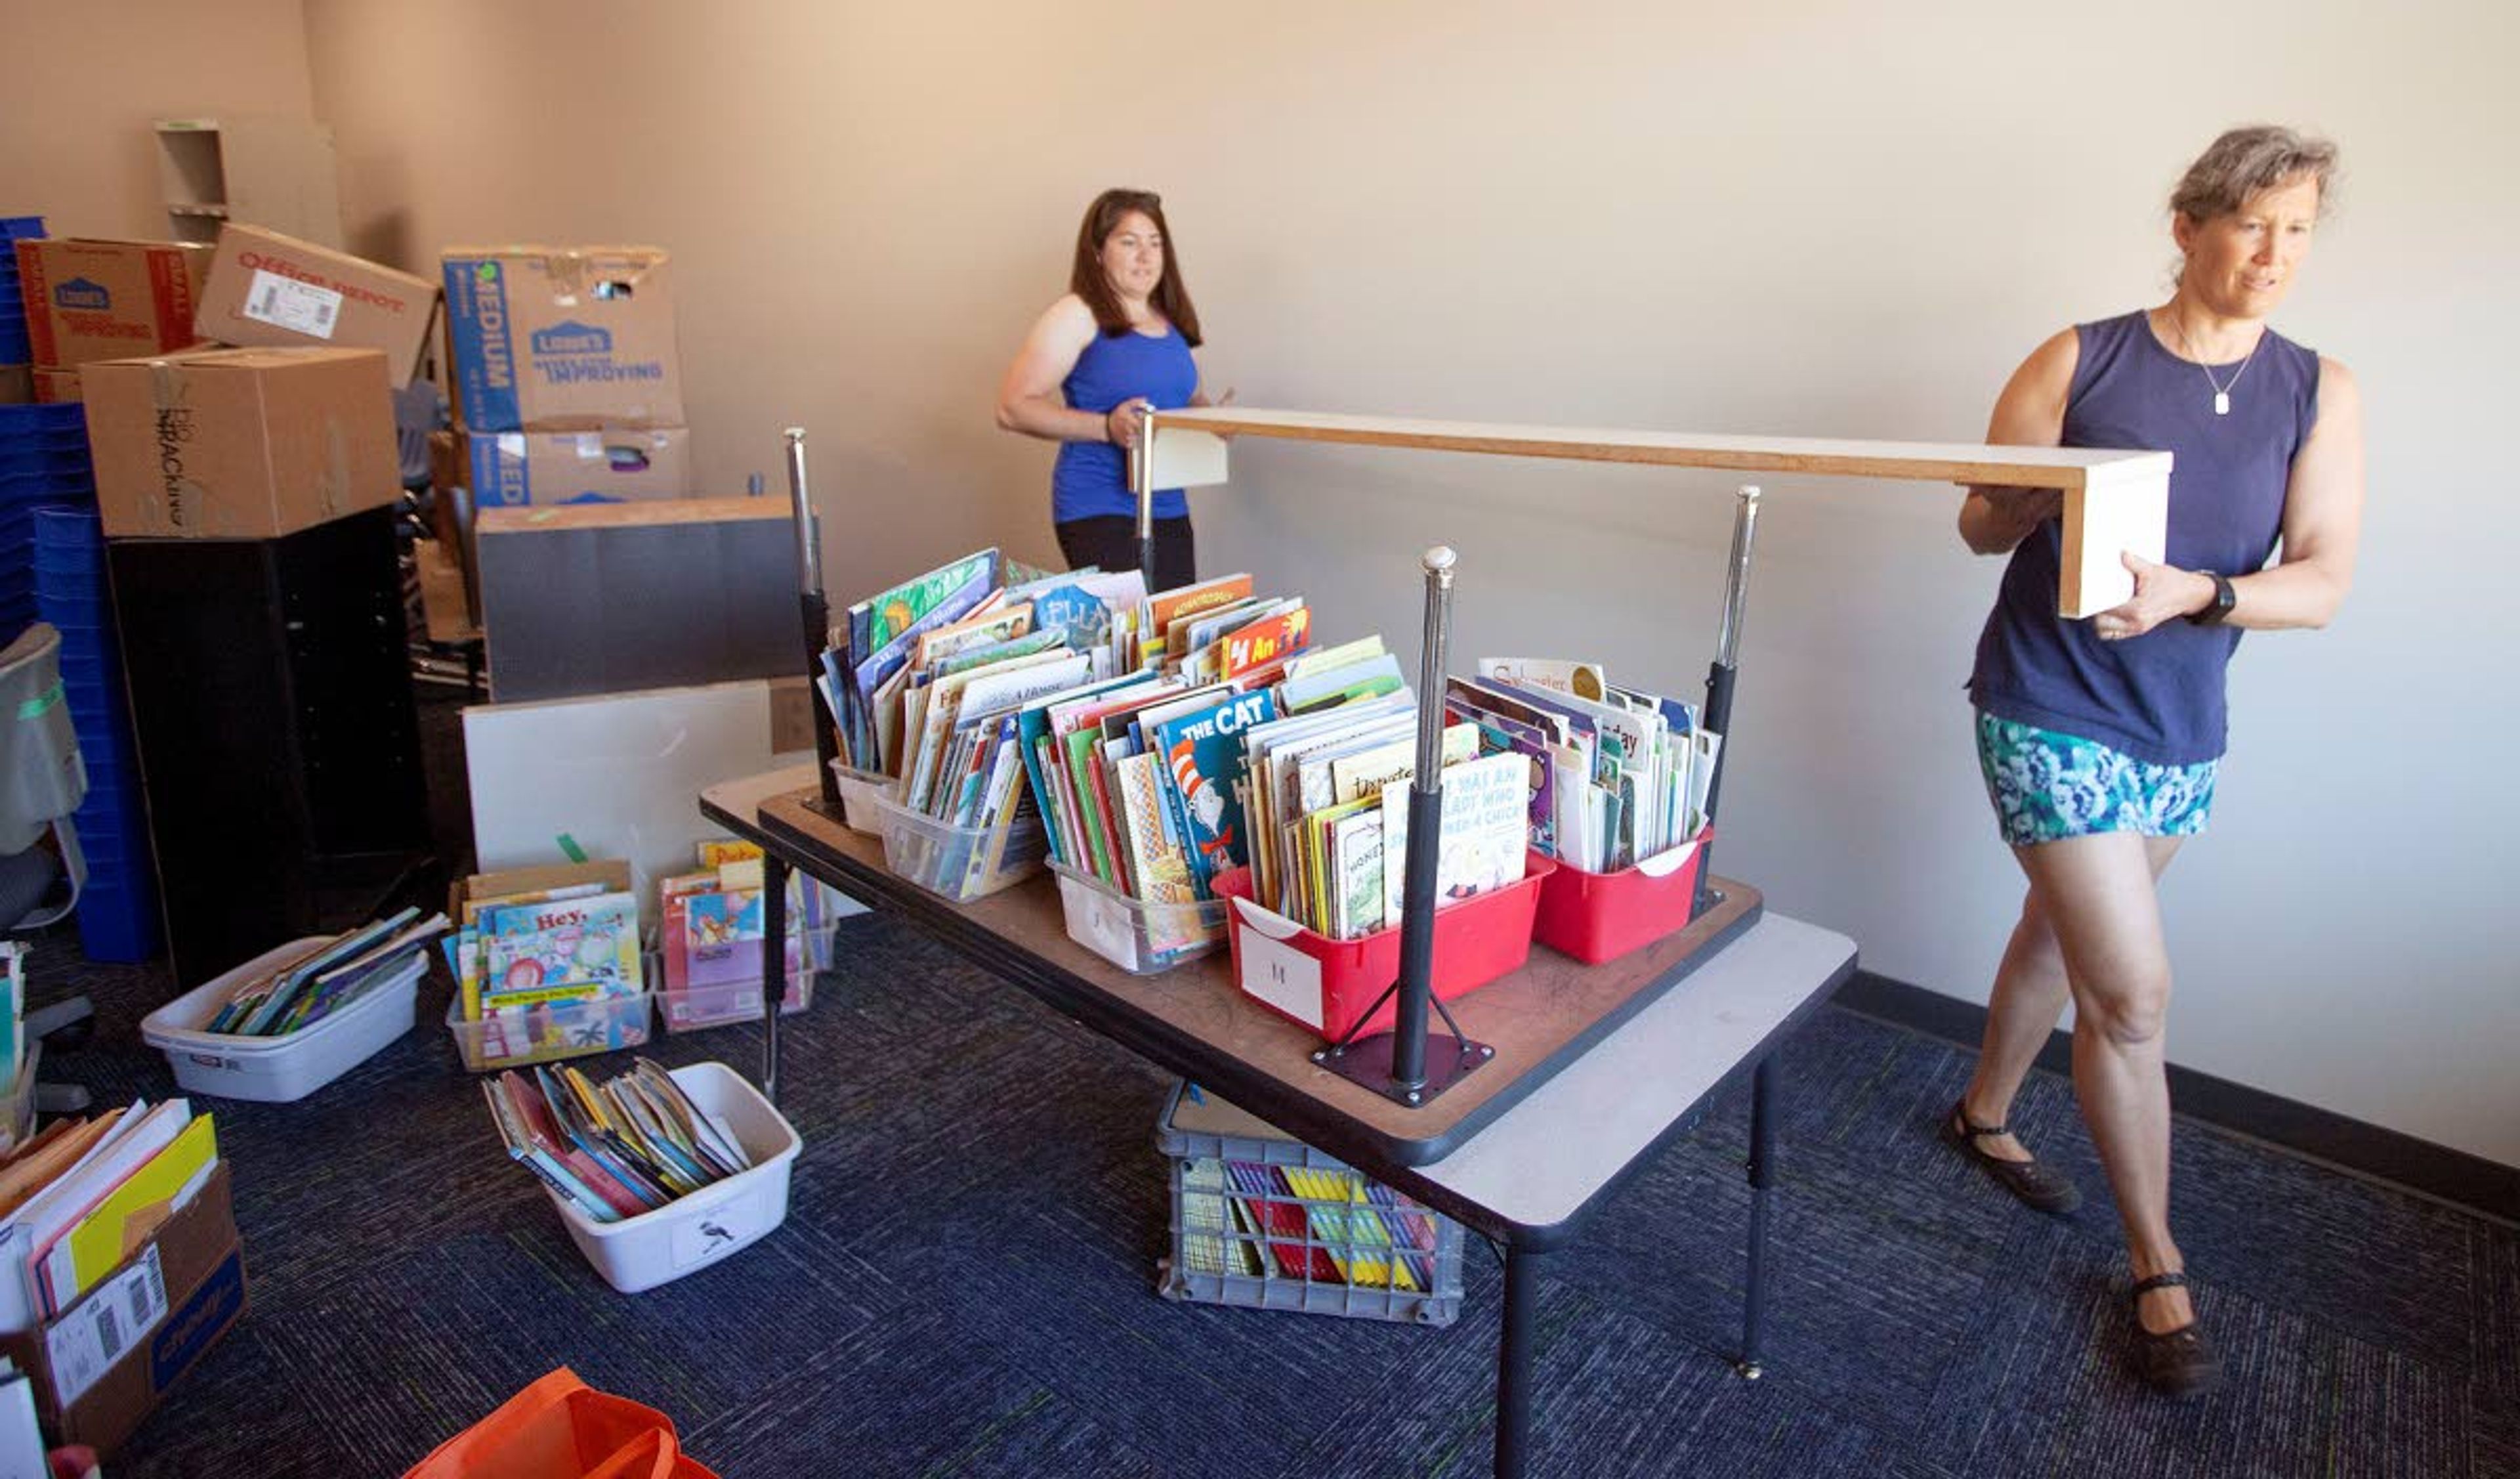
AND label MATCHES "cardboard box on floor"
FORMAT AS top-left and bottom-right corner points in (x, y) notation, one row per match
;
(0, 365), (29, 404)
(462, 425), (693, 507)
(194, 223), (440, 389)
(83, 346), (399, 539)
(12, 238), (213, 369)
(440, 246), (682, 431)
(32, 368), (77, 404)
(0, 1161), (245, 1457)
(452, 859), (635, 927)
